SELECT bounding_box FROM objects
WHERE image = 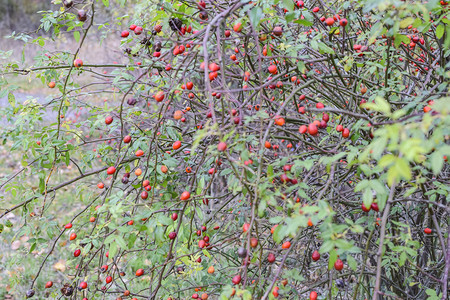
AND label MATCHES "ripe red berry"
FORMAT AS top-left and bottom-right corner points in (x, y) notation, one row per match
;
(217, 142), (227, 152)
(136, 268), (144, 276)
(134, 26), (143, 35)
(334, 258), (344, 271)
(371, 202), (379, 212)
(73, 59), (83, 68)
(340, 18), (348, 26)
(79, 281), (87, 289)
(123, 135), (131, 143)
(45, 281), (53, 288)
(180, 191), (190, 201)
(308, 123), (318, 136)
(69, 233), (77, 240)
(173, 141), (181, 150)
(268, 65), (278, 74)
(105, 116), (113, 124)
(121, 30), (129, 37)
(268, 253), (276, 263)
(106, 166), (116, 175)
(282, 241), (291, 249)
(299, 125), (307, 134)
(74, 249), (81, 257)
(312, 250), (320, 261)
(325, 18), (335, 26)
(168, 232), (177, 239)
(232, 274), (242, 285)
(105, 276), (112, 284)
(342, 128), (350, 138)
(65, 223), (73, 229)
(424, 228), (432, 234)
(362, 203), (371, 212)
